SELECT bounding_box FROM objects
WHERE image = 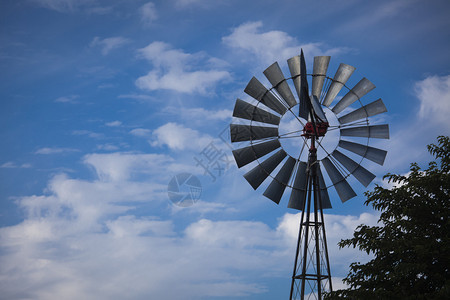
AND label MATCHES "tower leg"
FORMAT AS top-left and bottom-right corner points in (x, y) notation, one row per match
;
(289, 154), (332, 299)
